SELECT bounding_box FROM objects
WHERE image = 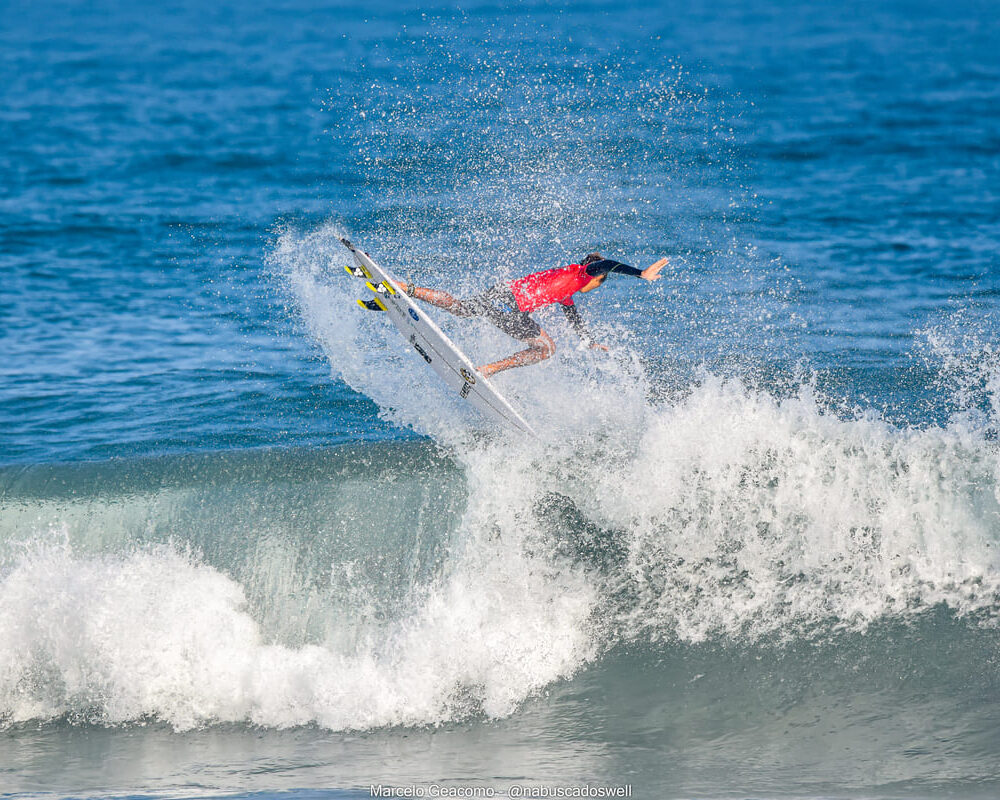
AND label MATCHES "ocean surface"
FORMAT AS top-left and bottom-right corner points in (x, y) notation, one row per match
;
(2, 0), (999, 798)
